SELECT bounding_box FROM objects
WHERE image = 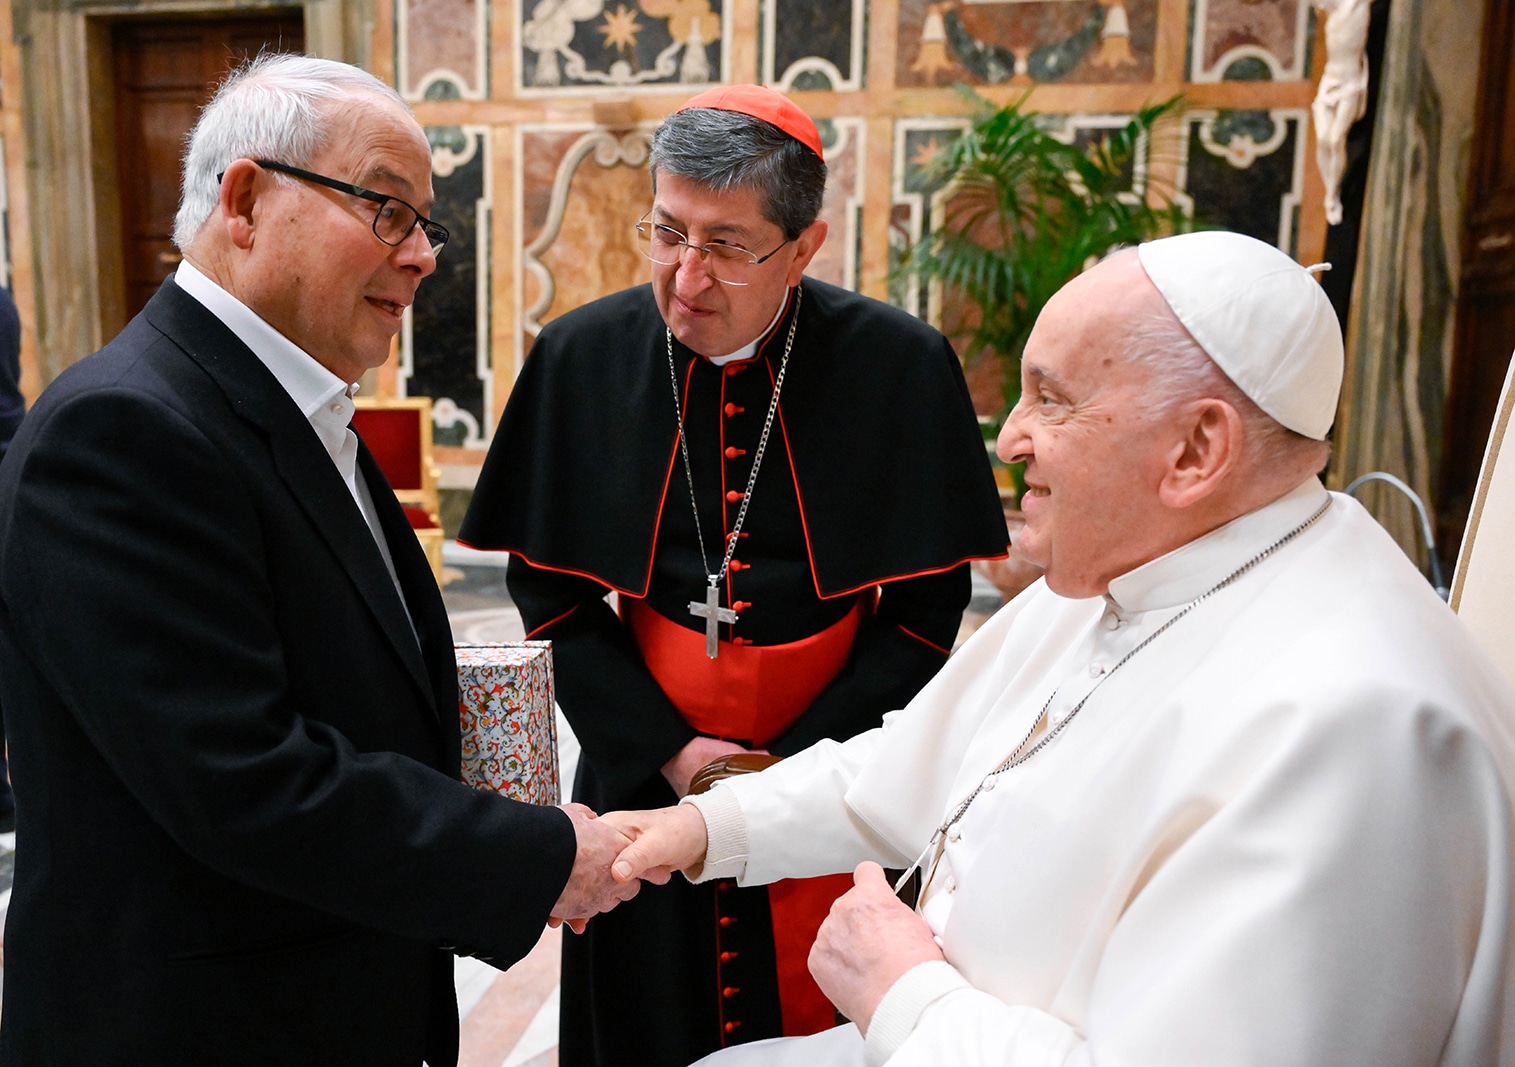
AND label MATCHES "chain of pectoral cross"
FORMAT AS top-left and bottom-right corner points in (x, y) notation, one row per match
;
(892, 494), (1334, 903)
(666, 286), (803, 658)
